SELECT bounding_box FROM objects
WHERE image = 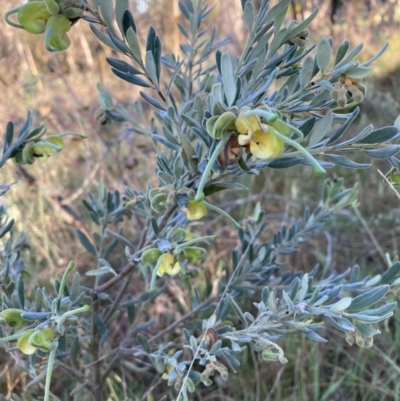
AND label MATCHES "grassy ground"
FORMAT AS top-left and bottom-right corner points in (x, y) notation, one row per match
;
(2, 1), (400, 400)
